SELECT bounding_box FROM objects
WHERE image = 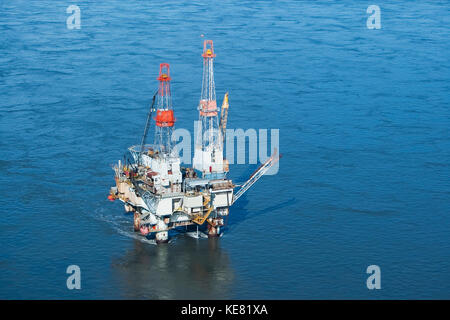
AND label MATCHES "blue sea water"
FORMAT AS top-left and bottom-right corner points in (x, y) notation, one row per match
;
(0, 0), (449, 299)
